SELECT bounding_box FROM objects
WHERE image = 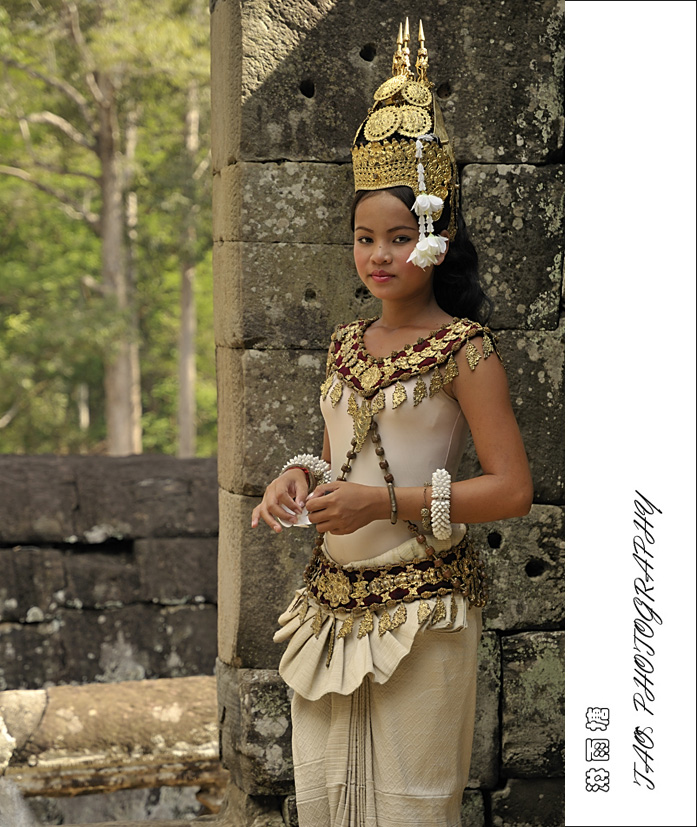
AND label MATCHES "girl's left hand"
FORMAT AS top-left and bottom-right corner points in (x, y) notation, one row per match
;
(305, 481), (385, 535)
